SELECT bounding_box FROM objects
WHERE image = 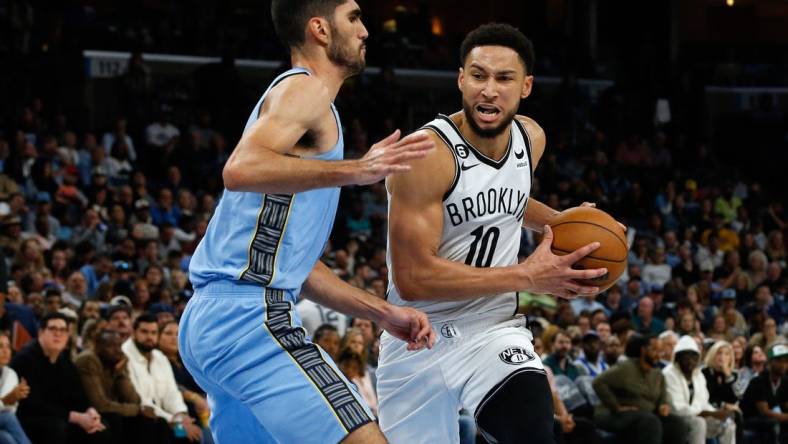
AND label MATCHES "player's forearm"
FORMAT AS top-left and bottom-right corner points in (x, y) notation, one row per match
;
(393, 255), (530, 301)
(301, 261), (389, 323)
(223, 146), (360, 194)
(522, 199), (559, 232)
